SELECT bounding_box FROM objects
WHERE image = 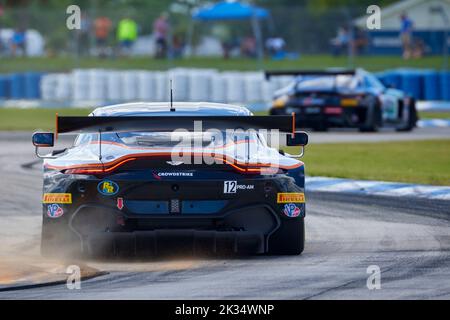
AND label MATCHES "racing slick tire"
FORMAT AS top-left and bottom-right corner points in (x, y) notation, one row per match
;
(359, 98), (382, 132)
(268, 218), (305, 255)
(396, 98), (418, 132)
